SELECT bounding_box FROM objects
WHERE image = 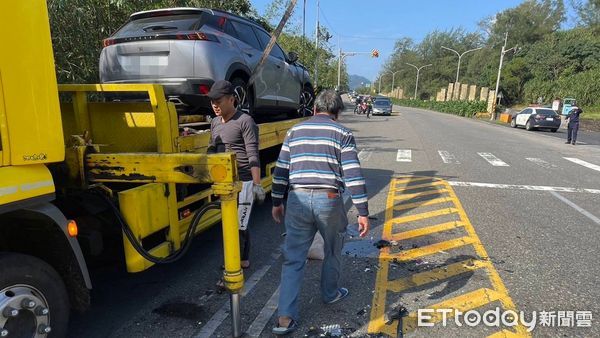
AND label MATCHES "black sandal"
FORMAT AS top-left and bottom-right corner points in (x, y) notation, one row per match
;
(272, 319), (298, 335)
